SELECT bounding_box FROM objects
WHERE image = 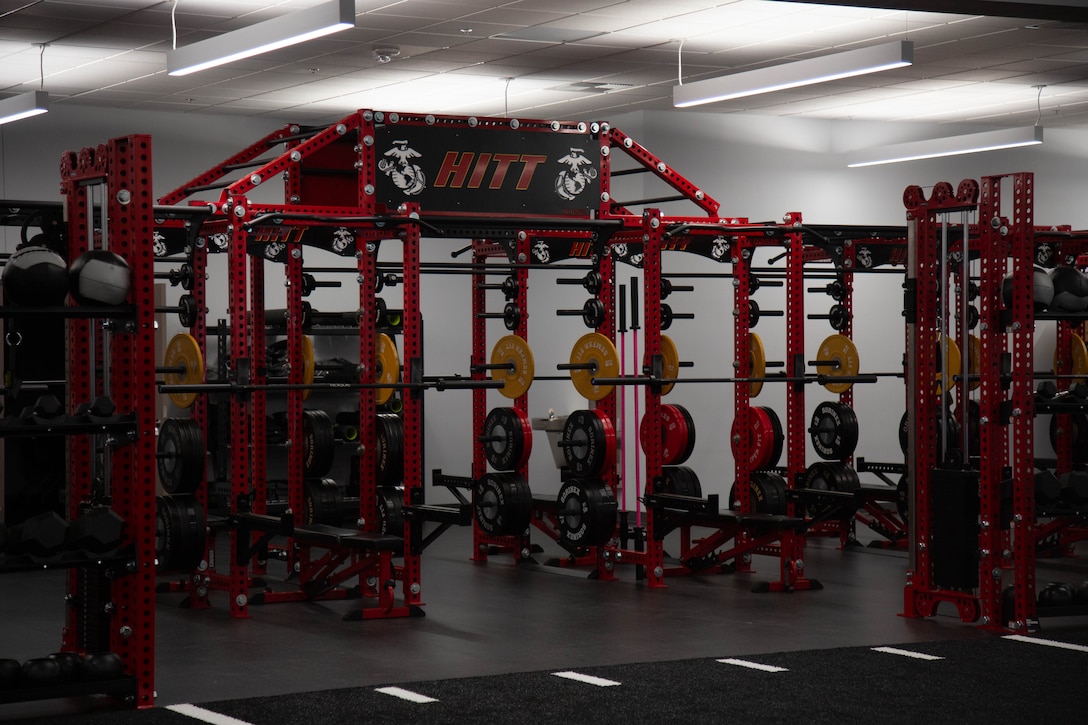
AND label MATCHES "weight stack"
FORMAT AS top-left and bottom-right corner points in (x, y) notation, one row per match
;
(78, 567), (113, 654)
(930, 467), (980, 591)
